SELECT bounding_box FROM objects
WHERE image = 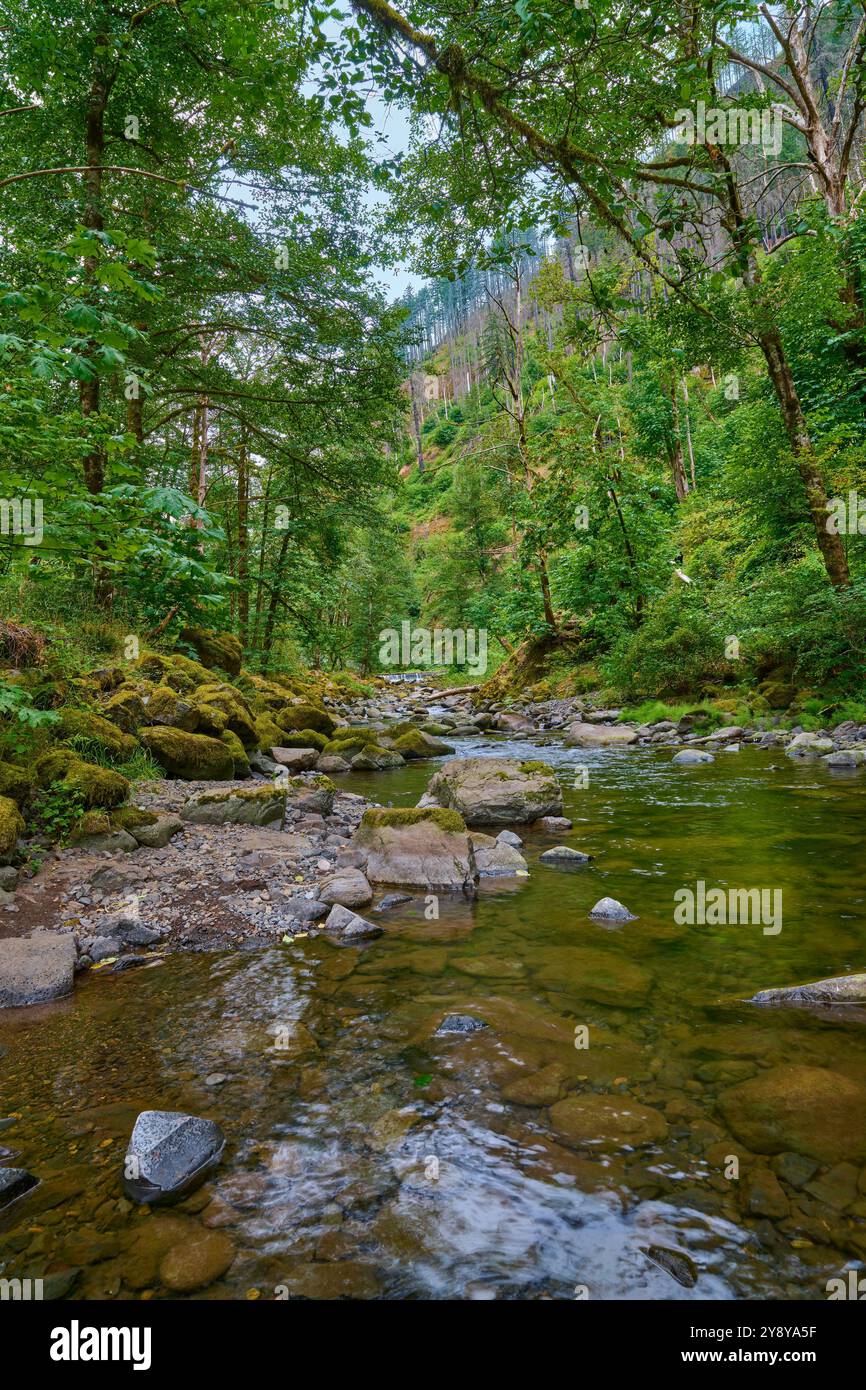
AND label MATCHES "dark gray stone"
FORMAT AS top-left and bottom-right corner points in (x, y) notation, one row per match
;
(0, 1167), (38, 1209)
(436, 1014), (487, 1036)
(123, 1110), (225, 1205)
